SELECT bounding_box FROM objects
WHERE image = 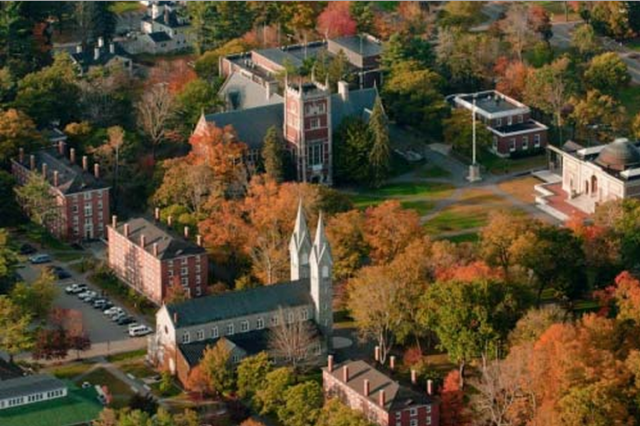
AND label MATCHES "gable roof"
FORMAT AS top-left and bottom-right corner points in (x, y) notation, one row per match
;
(178, 328), (270, 367)
(219, 72), (284, 111)
(0, 358), (23, 381)
(324, 360), (433, 411)
(69, 42), (131, 70)
(112, 217), (205, 260)
(167, 279), (313, 328)
(203, 87), (378, 150)
(13, 149), (109, 195)
(0, 374), (65, 400)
